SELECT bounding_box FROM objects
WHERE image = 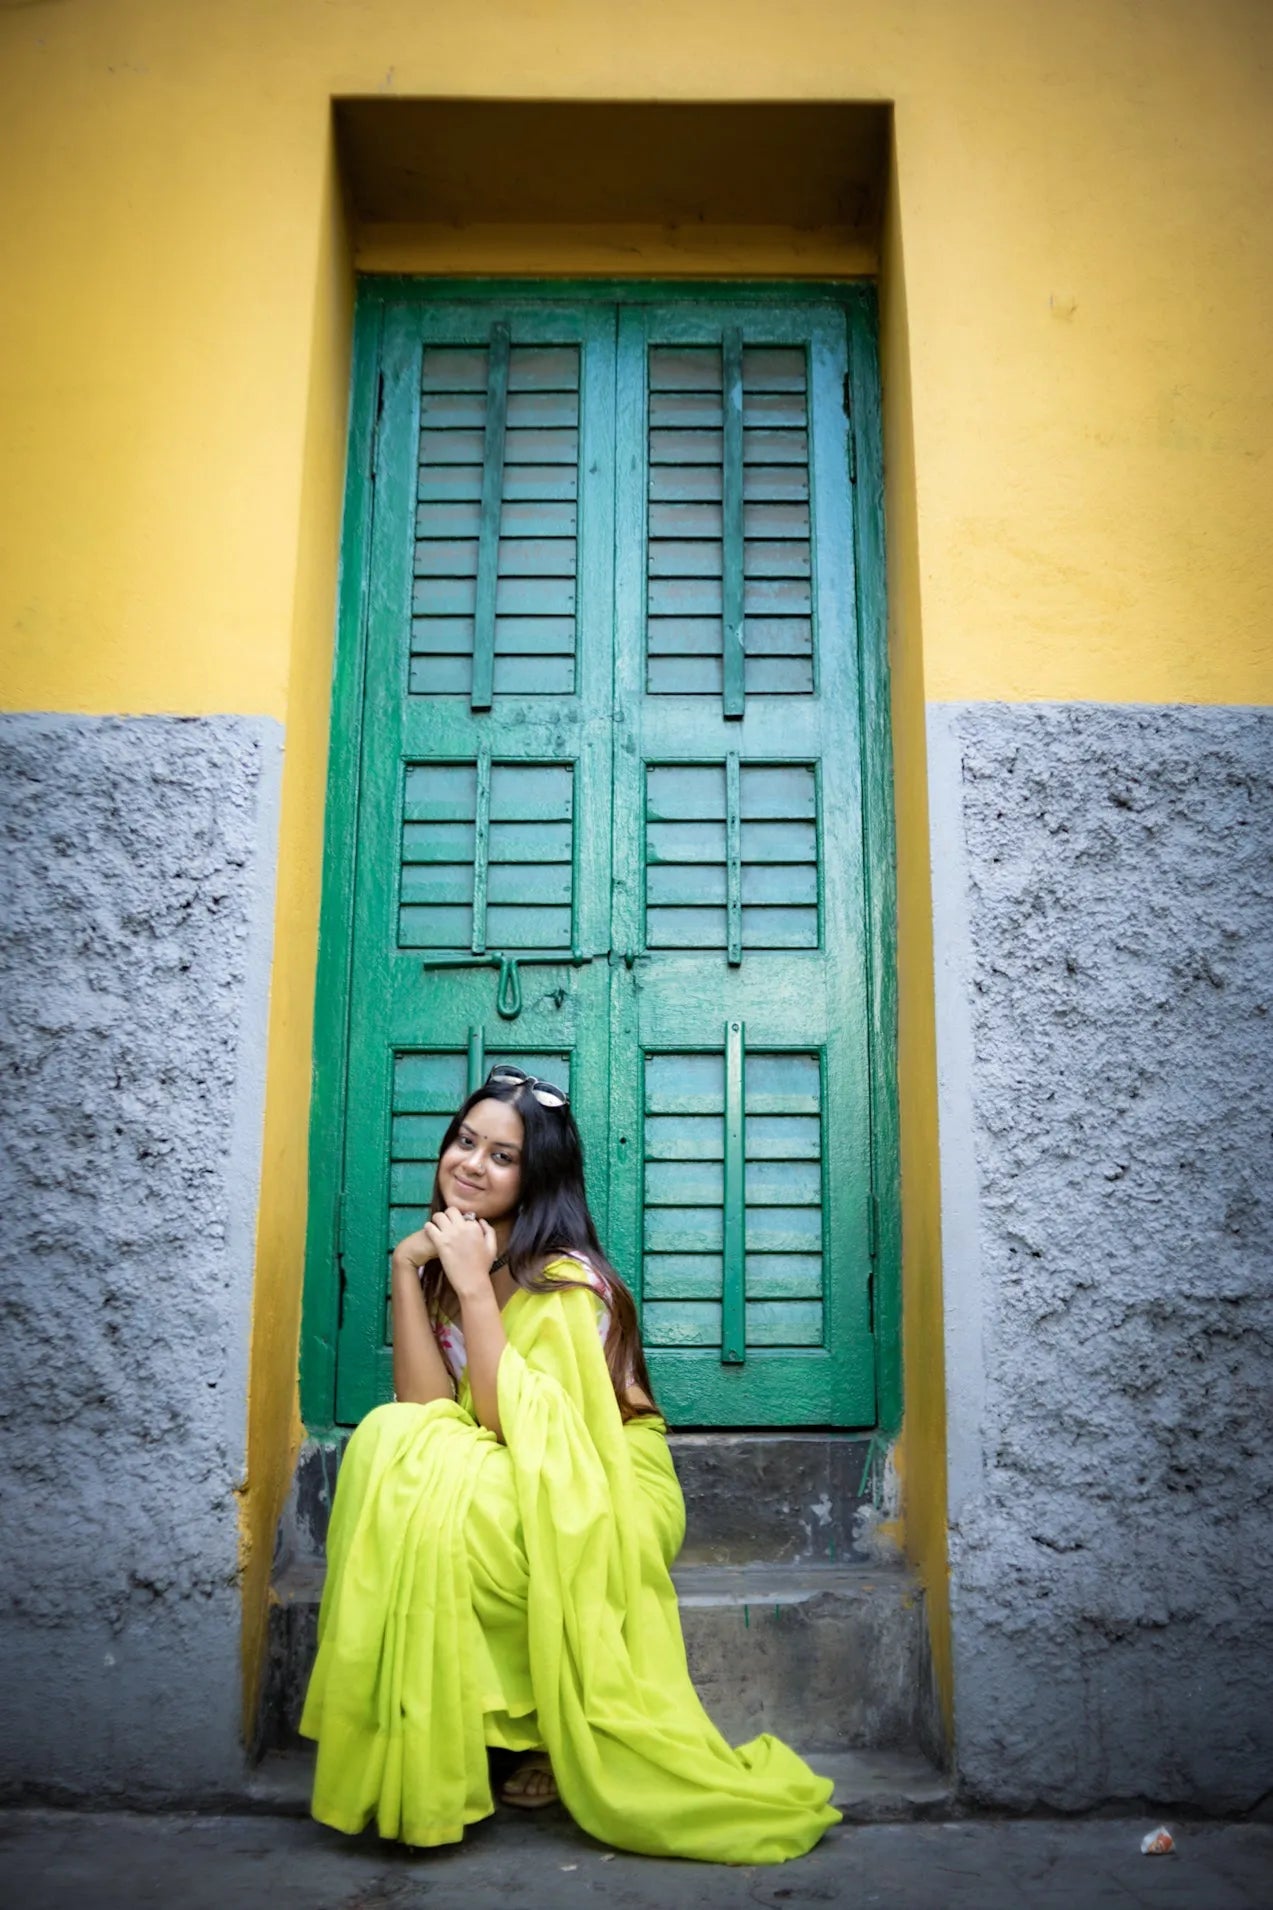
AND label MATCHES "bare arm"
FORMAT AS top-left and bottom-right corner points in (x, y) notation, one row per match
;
(389, 1241), (456, 1406)
(456, 1283), (508, 1440)
(395, 1209), (508, 1436)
